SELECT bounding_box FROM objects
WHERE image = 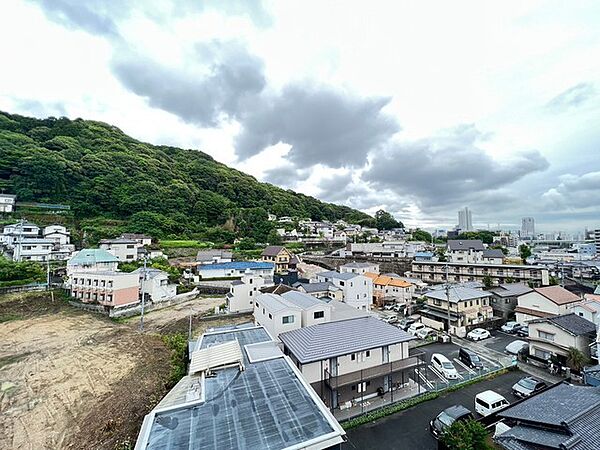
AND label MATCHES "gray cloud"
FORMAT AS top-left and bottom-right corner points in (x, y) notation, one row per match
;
(236, 86), (399, 168)
(362, 125), (549, 211)
(11, 98), (67, 117)
(263, 164), (310, 188)
(546, 82), (596, 111)
(111, 41), (265, 127)
(542, 171), (600, 210)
